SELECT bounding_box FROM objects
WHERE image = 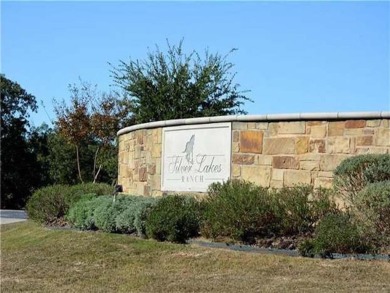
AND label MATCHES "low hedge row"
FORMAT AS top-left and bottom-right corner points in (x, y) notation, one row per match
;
(26, 154), (390, 257)
(201, 181), (337, 244)
(67, 194), (201, 243)
(26, 183), (113, 224)
(67, 195), (157, 236)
